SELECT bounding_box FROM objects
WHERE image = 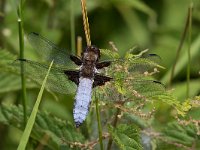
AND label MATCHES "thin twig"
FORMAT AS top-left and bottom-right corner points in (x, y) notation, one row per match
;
(61, 133), (109, 150)
(170, 4), (192, 86)
(106, 107), (121, 150)
(81, 0), (91, 46)
(70, 0), (76, 54)
(186, 3), (193, 98)
(95, 92), (104, 150)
